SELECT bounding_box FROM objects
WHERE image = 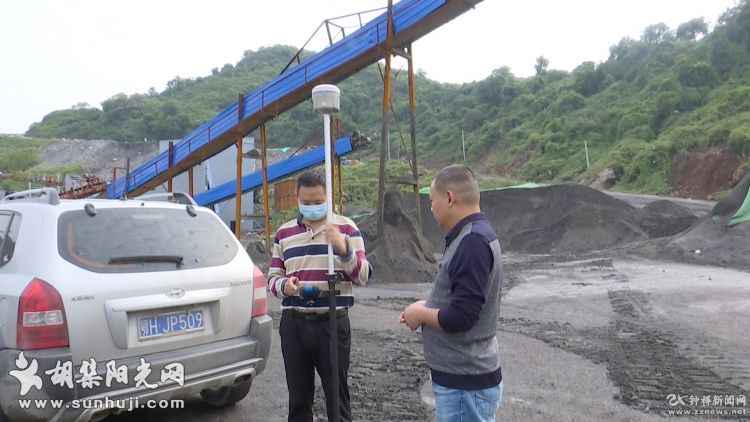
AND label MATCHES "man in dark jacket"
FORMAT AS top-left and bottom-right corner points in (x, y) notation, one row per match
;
(402, 164), (503, 422)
